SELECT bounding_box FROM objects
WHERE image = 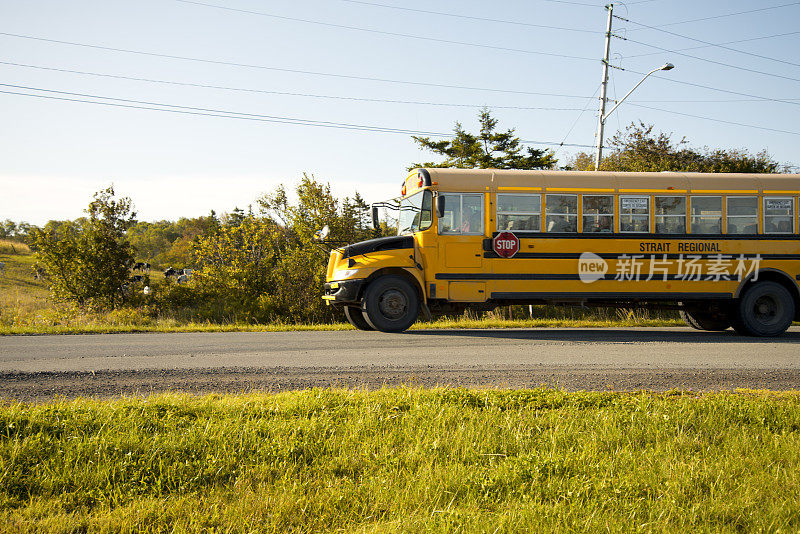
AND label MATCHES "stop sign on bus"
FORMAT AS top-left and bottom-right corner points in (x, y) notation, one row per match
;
(493, 231), (519, 258)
